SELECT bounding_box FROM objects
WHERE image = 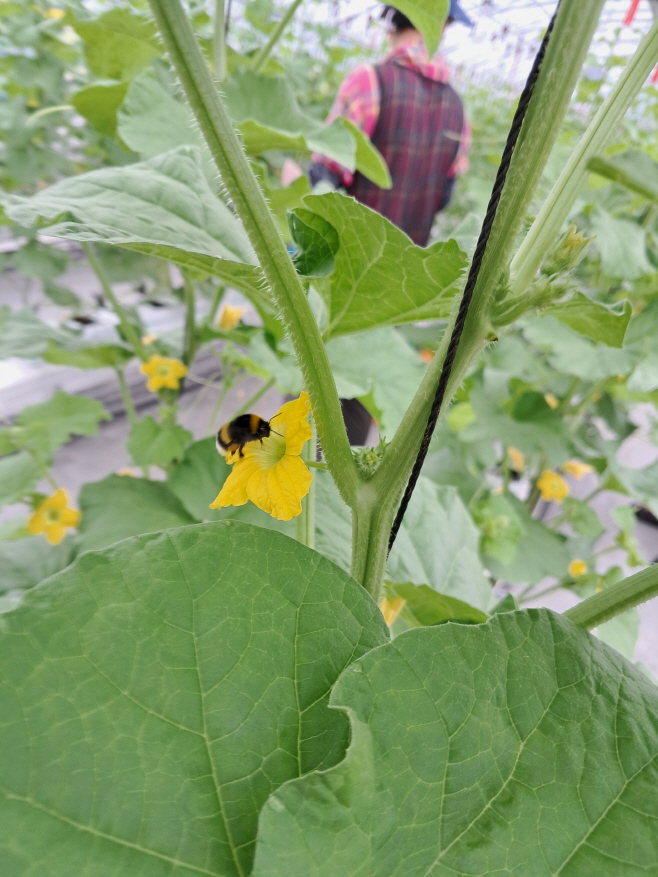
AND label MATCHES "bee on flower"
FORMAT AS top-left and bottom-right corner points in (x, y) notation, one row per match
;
(27, 489), (80, 545)
(140, 355), (187, 392)
(211, 392), (313, 521)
